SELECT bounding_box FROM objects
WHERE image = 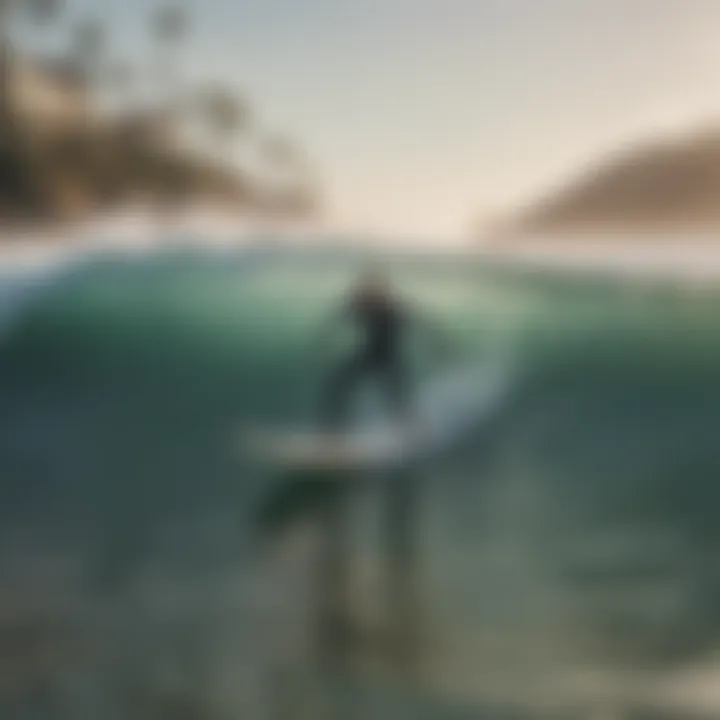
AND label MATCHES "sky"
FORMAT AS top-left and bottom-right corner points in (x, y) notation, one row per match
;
(21, 0), (720, 238)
